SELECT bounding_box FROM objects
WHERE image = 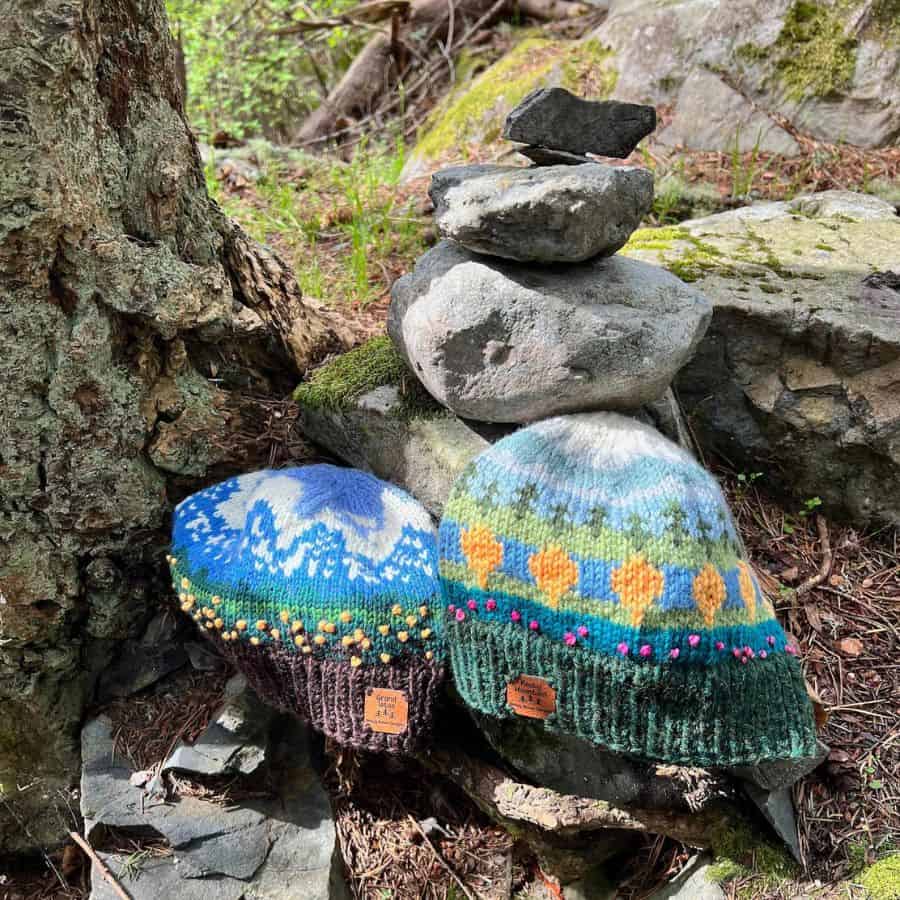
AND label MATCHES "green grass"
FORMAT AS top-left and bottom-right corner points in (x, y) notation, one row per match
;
(212, 138), (428, 307)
